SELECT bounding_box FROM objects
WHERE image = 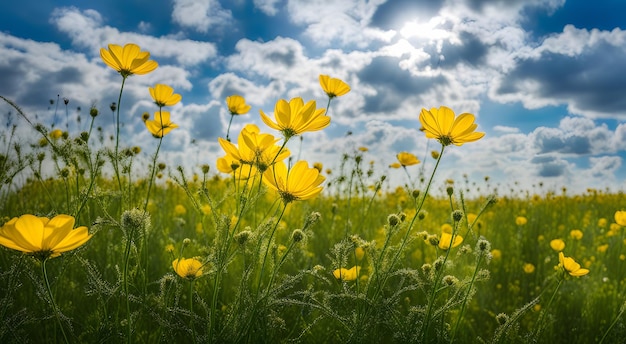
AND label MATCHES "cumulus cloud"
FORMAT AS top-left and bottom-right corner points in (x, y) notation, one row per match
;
(491, 25), (626, 119)
(171, 0), (233, 33)
(50, 7), (218, 66)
